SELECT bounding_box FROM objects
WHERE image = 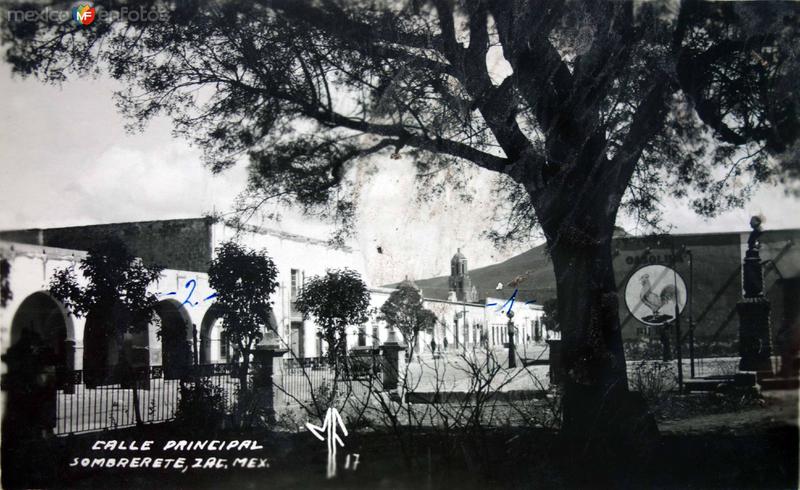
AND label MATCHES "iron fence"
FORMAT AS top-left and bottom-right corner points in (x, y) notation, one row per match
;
(47, 356), (386, 436)
(276, 356), (379, 407)
(48, 354), (764, 437)
(54, 363), (241, 436)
